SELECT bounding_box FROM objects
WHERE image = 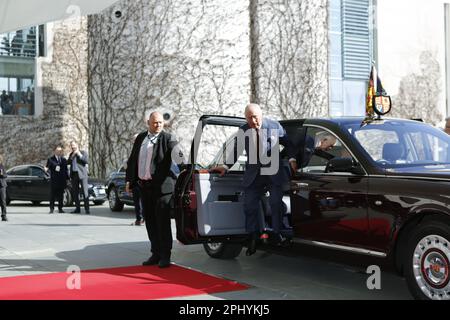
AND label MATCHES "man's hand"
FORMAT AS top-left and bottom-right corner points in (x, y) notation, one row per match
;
(209, 166), (227, 177)
(125, 182), (133, 195)
(289, 159), (298, 175)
